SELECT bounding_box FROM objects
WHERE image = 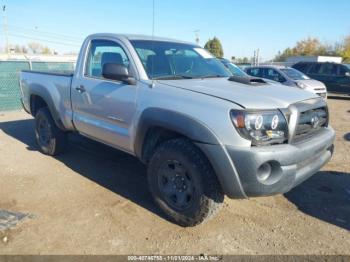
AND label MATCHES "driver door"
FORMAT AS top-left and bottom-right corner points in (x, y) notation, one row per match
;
(71, 39), (137, 152)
